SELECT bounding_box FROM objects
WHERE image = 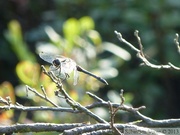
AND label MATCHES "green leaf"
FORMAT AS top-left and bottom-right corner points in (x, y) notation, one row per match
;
(16, 61), (40, 86)
(79, 16), (95, 32)
(63, 18), (80, 44)
(4, 20), (36, 62)
(103, 42), (131, 61)
(45, 26), (64, 48)
(87, 30), (102, 45)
